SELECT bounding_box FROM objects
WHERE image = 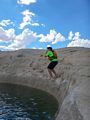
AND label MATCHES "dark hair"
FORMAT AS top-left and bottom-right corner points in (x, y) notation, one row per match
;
(47, 47), (54, 52)
(47, 47), (52, 50)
